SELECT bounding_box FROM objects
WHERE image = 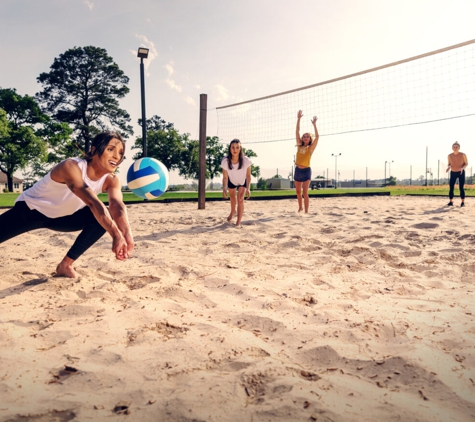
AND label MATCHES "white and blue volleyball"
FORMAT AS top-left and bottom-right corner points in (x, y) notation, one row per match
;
(127, 157), (169, 199)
